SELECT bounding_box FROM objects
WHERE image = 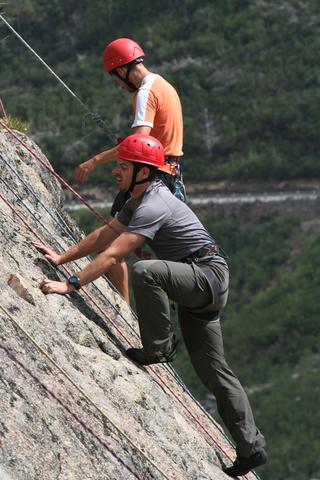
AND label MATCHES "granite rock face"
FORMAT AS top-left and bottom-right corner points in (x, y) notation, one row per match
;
(0, 127), (257, 480)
